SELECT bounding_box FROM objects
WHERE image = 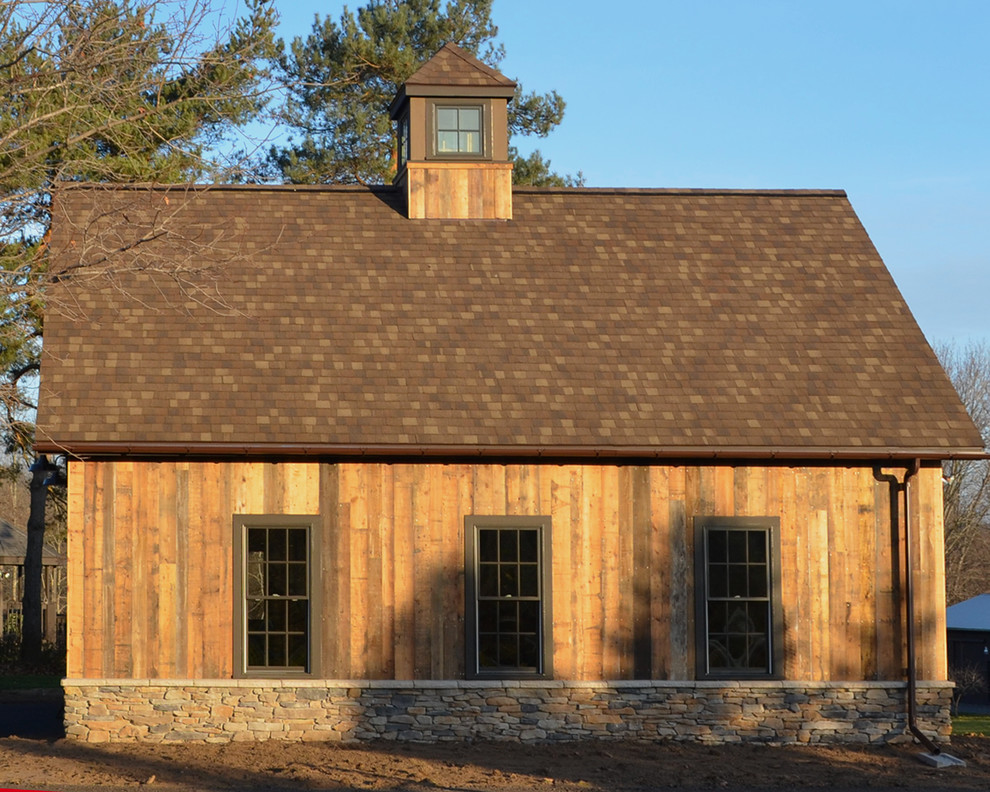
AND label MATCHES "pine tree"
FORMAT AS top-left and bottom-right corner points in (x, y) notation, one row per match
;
(0, 0), (278, 664)
(269, 0), (579, 186)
